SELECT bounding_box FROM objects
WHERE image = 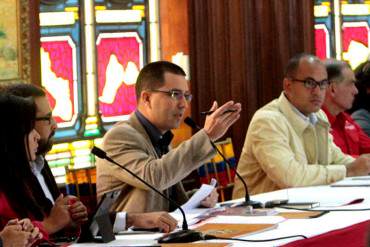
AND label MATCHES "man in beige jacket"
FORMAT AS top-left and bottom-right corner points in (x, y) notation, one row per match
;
(97, 61), (241, 213)
(233, 53), (370, 198)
